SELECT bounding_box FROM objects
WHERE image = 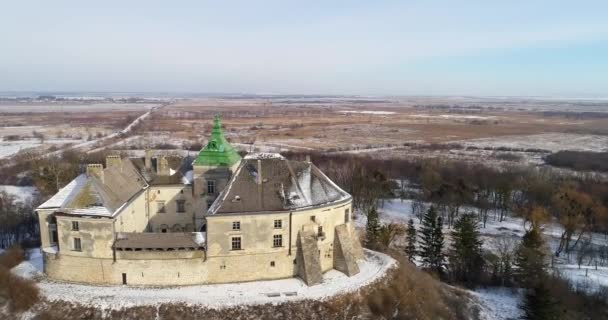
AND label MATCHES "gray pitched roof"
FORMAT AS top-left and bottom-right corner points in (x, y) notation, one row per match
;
(209, 153), (350, 214)
(41, 158), (148, 217)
